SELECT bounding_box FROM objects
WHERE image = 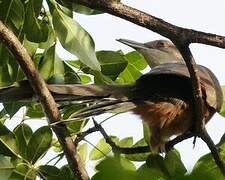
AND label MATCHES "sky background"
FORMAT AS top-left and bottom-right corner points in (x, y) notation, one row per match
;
(6, 0), (225, 176)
